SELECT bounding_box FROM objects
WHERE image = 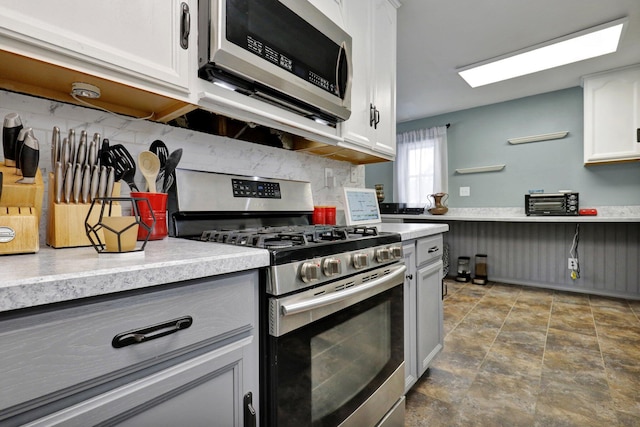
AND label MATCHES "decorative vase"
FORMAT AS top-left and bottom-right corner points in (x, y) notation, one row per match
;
(428, 192), (449, 215)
